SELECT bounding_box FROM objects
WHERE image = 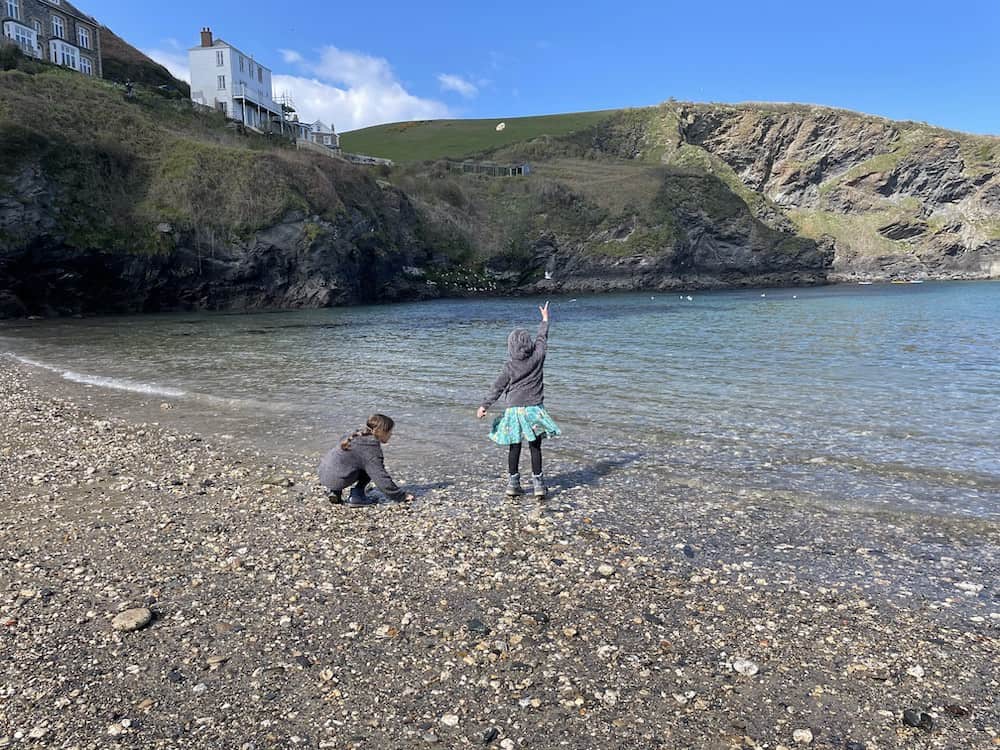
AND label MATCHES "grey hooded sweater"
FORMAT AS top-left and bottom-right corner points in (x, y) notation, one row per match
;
(317, 433), (406, 501)
(480, 320), (549, 410)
